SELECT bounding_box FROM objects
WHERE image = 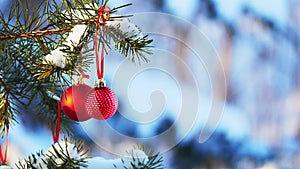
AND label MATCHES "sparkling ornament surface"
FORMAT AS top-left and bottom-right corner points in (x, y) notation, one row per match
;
(85, 87), (118, 120)
(61, 84), (92, 122)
